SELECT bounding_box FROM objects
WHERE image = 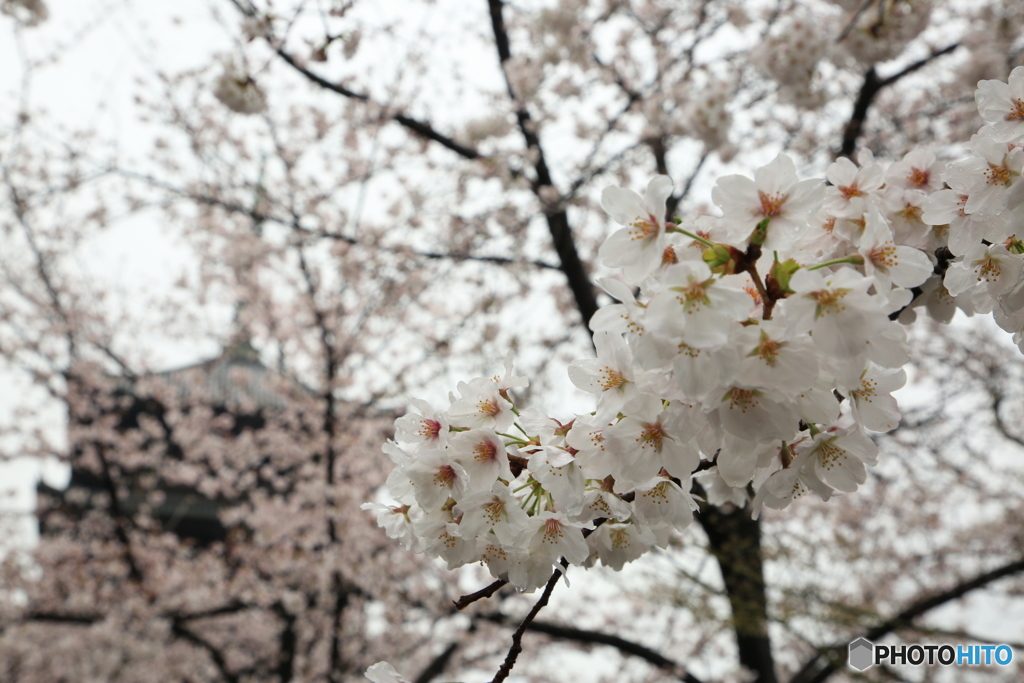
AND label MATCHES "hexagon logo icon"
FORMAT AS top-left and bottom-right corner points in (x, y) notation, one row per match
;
(848, 638), (875, 671)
